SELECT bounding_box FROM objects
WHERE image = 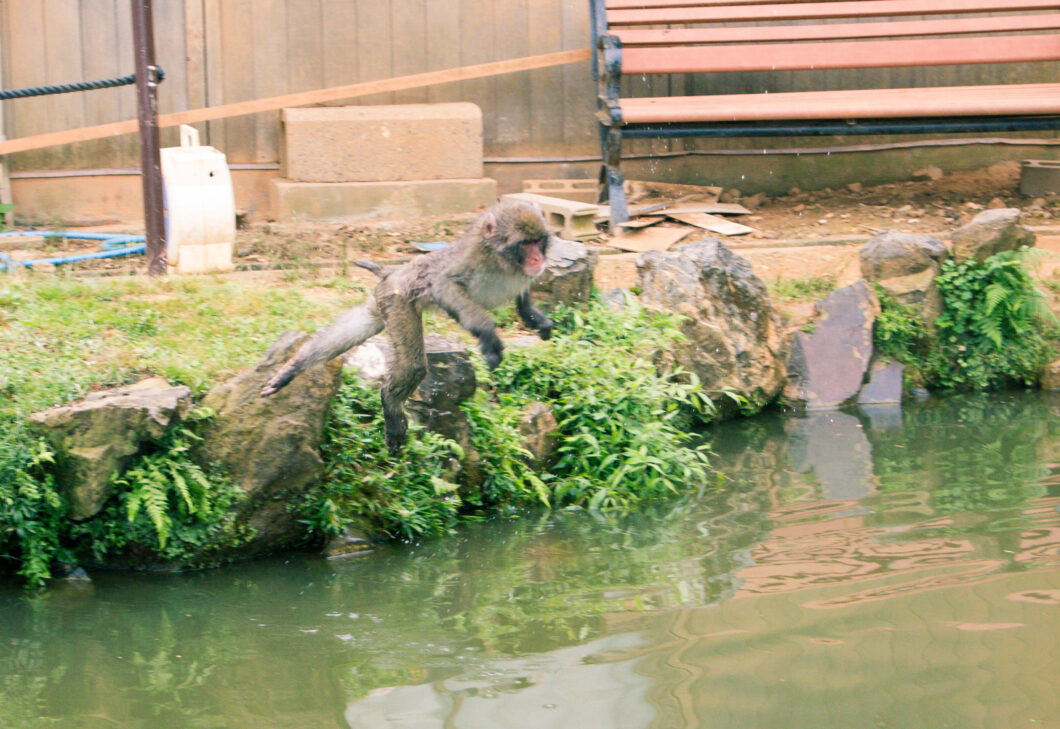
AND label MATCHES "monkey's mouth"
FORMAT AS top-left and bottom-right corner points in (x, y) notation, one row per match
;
(522, 242), (546, 276)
